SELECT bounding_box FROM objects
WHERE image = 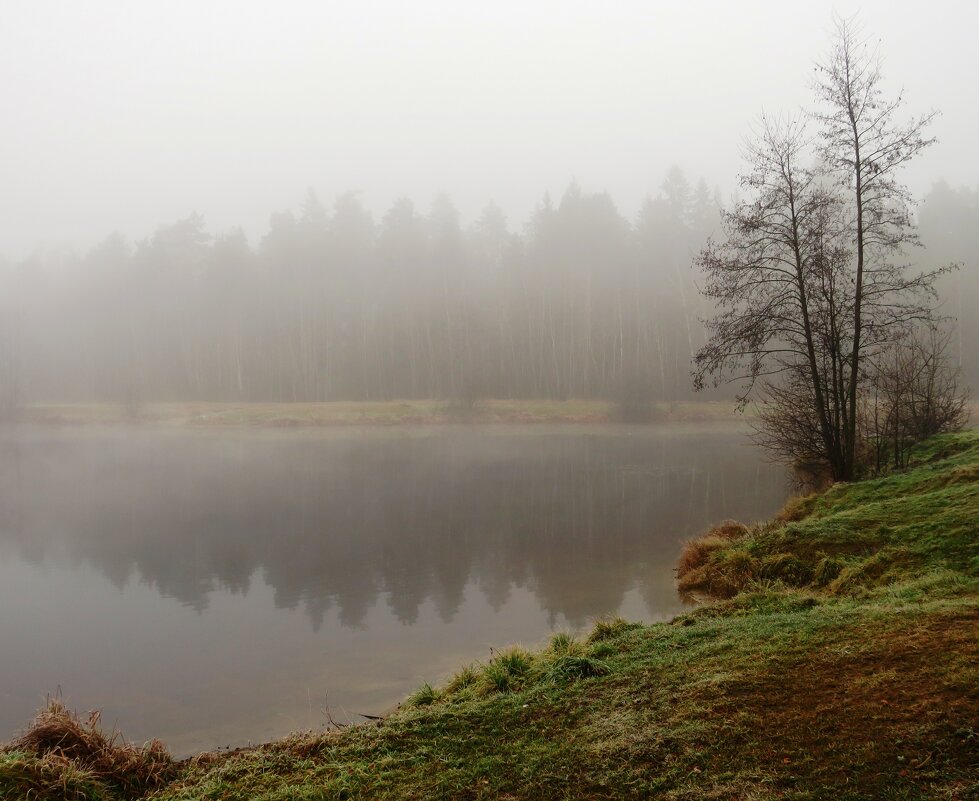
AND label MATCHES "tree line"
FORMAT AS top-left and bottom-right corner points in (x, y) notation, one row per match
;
(0, 170), (721, 410)
(0, 168), (974, 419)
